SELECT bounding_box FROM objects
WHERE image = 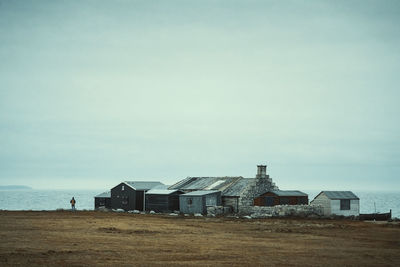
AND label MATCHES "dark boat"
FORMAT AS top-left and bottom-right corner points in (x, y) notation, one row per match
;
(359, 210), (392, 221)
